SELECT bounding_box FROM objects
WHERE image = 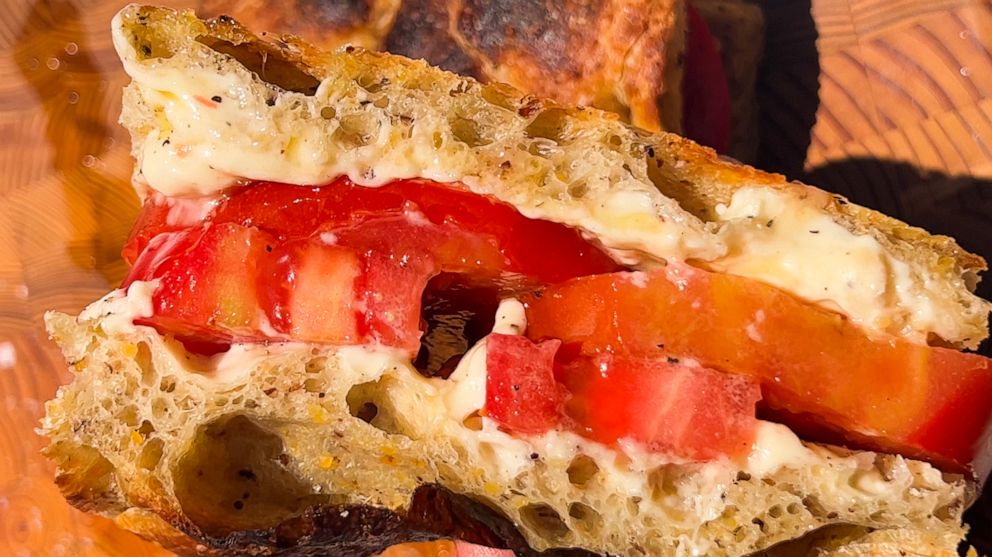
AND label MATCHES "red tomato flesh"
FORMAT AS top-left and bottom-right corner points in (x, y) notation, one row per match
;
(521, 265), (992, 476)
(123, 178), (621, 352)
(484, 334), (564, 434)
(558, 354), (760, 460)
(132, 223), (274, 343)
(125, 178), (621, 283)
(263, 238), (363, 344)
(483, 334), (760, 460)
